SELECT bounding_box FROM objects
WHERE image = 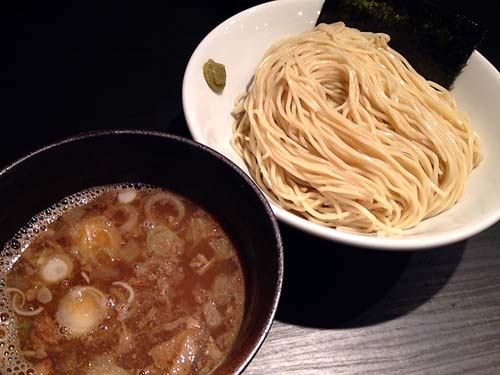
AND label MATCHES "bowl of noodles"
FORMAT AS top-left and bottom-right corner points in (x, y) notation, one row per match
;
(182, 0), (500, 250)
